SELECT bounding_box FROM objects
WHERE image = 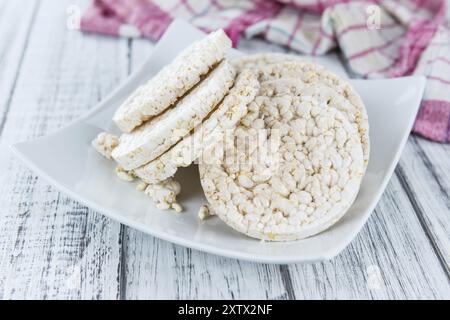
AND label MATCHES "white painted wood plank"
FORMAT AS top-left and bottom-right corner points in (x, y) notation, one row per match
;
(288, 174), (450, 299)
(396, 137), (450, 272)
(0, 0), (129, 299)
(0, 0), (39, 126)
